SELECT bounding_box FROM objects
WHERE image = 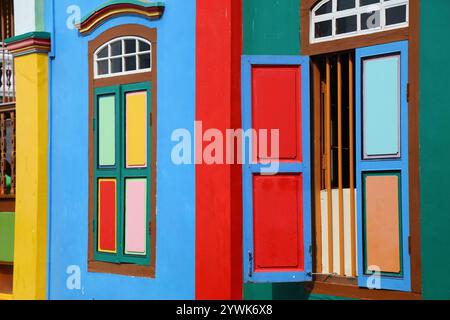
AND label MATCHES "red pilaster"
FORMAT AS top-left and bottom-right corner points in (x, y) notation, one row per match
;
(195, 0), (243, 299)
